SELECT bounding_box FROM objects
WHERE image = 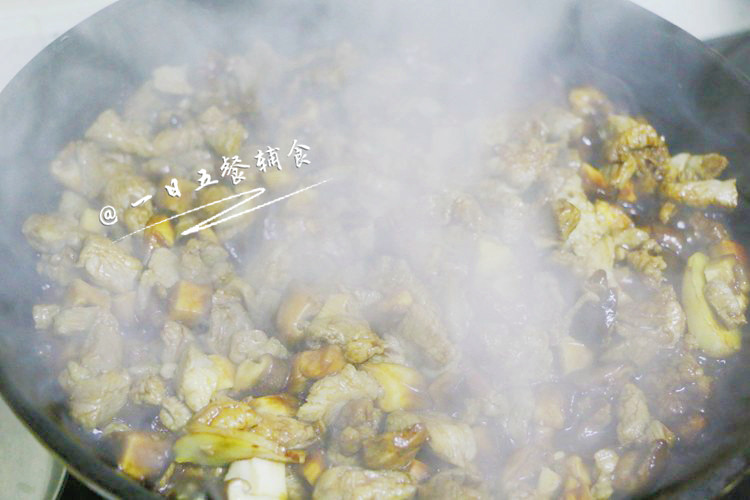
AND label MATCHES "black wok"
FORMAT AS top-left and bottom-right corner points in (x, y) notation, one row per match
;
(1, 0), (749, 498)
